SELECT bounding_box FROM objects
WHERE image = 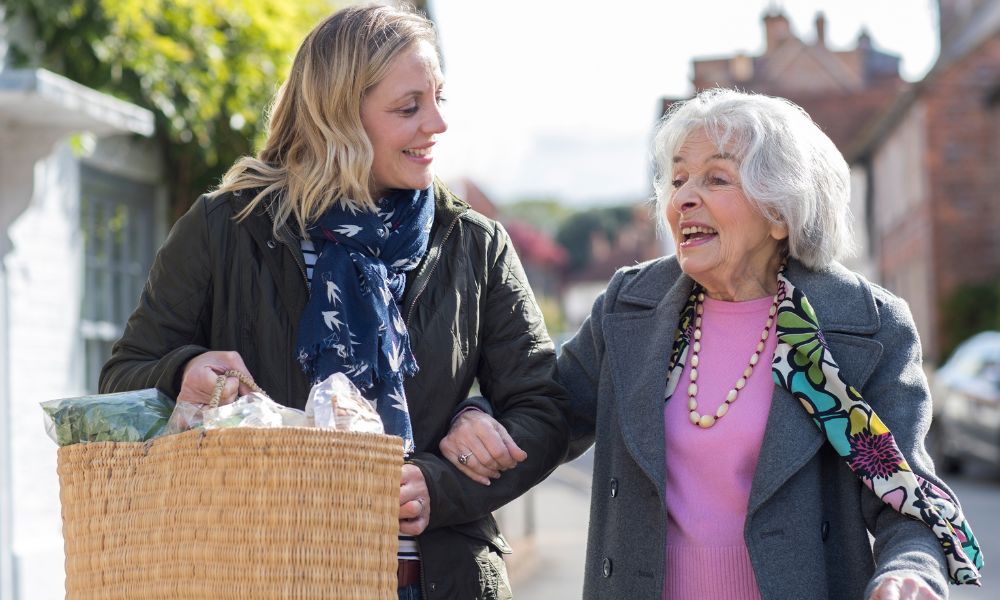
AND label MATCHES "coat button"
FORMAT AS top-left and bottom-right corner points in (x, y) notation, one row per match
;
(821, 521), (830, 541)
(428, 582), (436, 591)
(602, 557), (612, 578)
(610, 478), (618, 498)
(266, 239), (277, 249)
